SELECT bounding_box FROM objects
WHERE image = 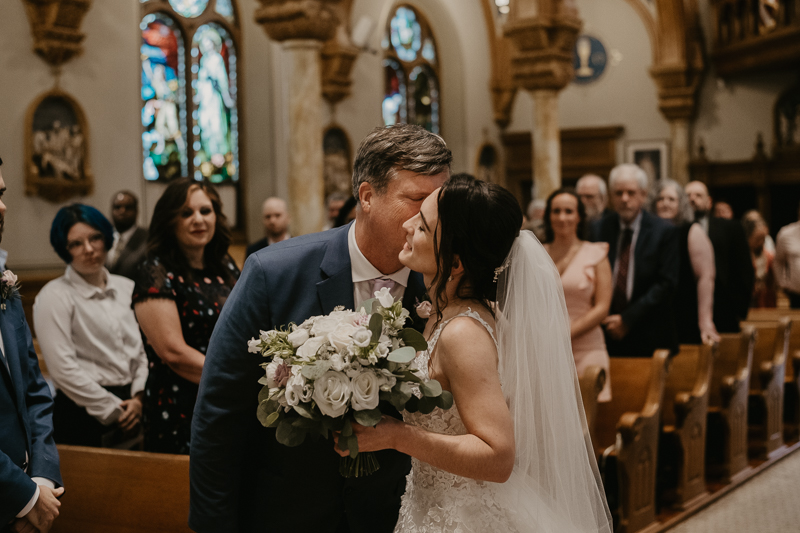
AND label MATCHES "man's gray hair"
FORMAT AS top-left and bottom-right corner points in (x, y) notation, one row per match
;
(576, 174), (607, 201)
(352, 124), (452, 199)
(326, 191), (349, 205)
(647, 179), (694, 225)
(609, 164), (648, 192)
